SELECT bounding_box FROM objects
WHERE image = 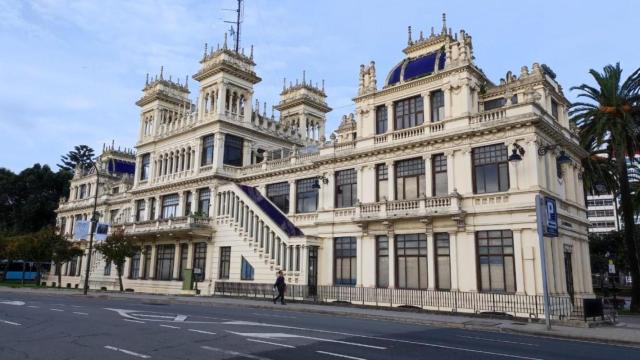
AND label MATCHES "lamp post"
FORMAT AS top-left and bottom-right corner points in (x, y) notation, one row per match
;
(83, 161), (100, 295)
